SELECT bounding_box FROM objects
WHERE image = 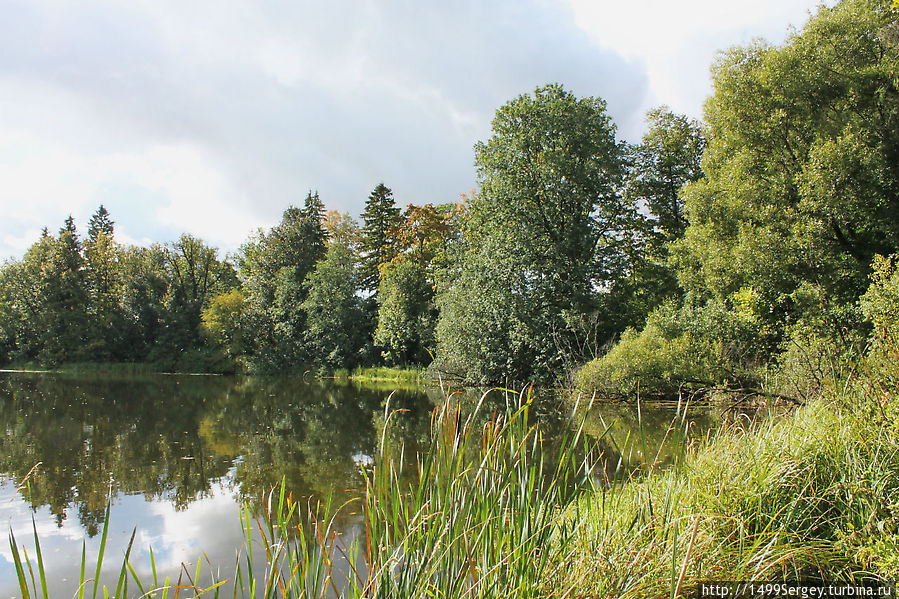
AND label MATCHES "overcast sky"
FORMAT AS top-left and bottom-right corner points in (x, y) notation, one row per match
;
(0, 0), (826, 259)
